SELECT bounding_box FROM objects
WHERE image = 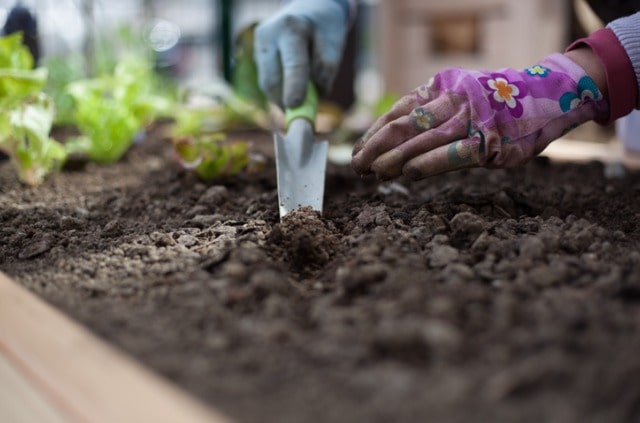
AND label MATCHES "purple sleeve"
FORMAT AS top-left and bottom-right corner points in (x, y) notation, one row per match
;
(566, 27), (637, 125)
(607, 12), (640, 109)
